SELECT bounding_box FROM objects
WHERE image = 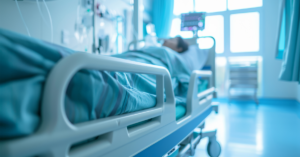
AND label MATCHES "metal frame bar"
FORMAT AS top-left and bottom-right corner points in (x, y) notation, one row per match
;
(175, 103), (220, 157)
